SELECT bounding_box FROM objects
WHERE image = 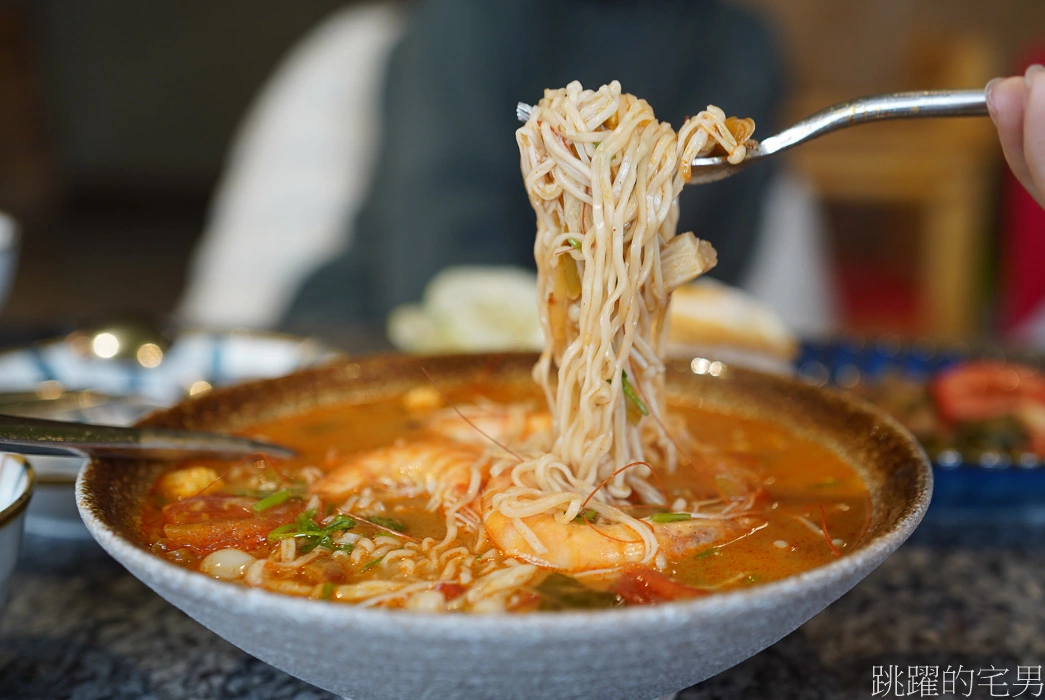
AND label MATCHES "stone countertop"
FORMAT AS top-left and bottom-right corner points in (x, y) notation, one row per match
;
(1, 509), (1043, 699)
